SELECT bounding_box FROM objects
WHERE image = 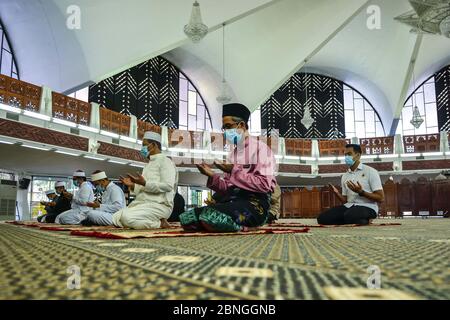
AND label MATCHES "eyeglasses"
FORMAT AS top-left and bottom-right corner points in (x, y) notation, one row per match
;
(221, 122), (240, 131)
